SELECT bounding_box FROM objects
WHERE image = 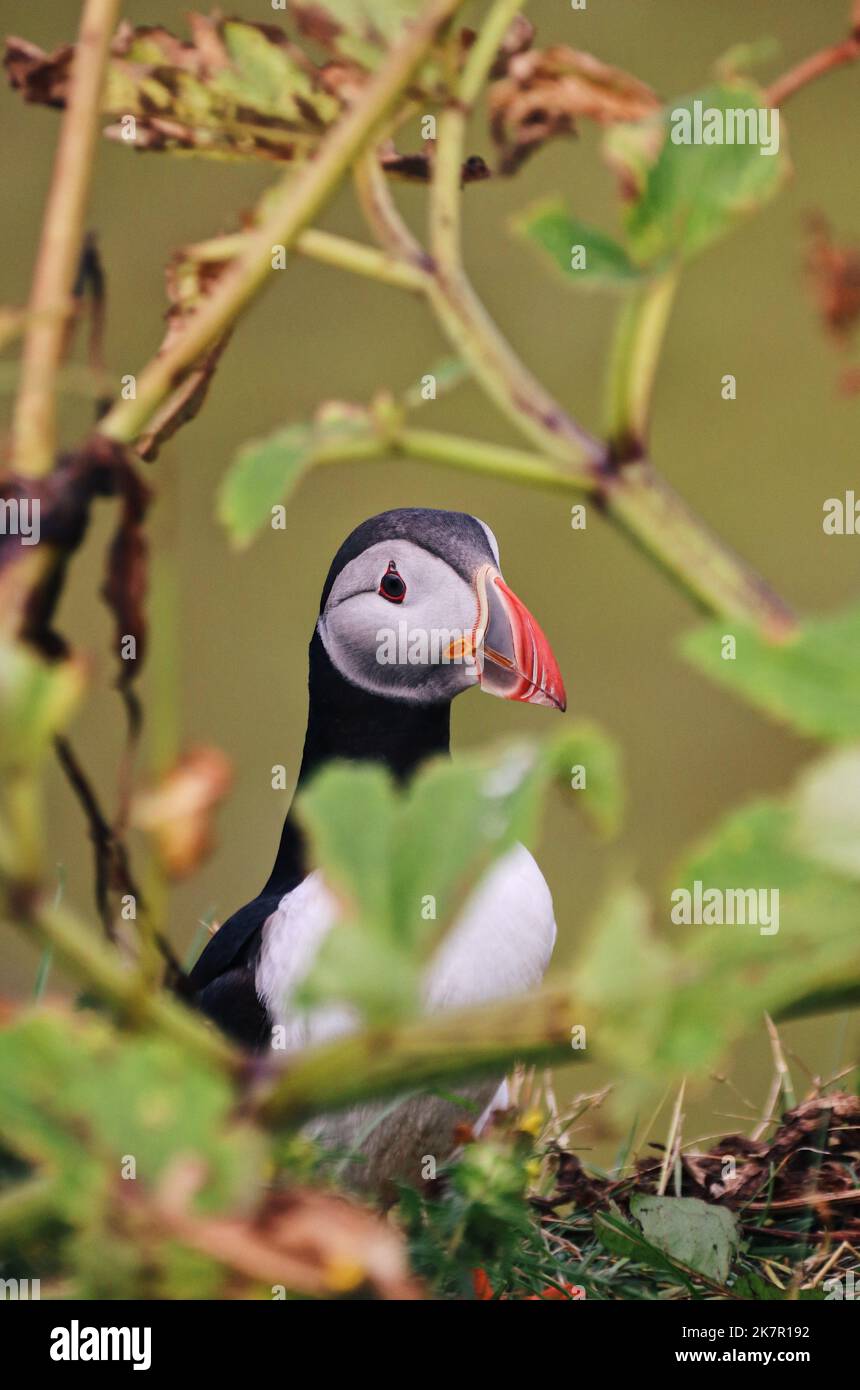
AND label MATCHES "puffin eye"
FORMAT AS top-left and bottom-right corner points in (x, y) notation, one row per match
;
(378, 561), (406, 603)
